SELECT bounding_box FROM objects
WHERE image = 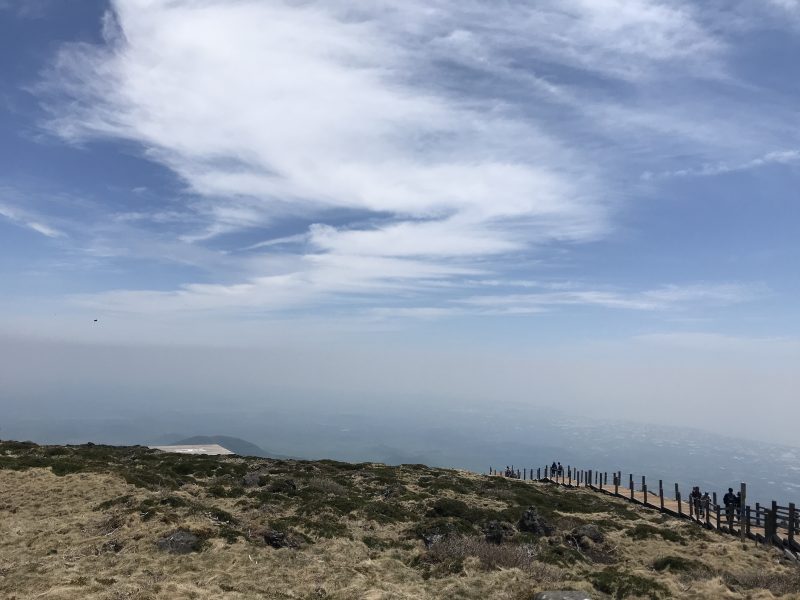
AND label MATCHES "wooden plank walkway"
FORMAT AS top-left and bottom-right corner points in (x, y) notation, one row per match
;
(495, 466), (799, 556)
